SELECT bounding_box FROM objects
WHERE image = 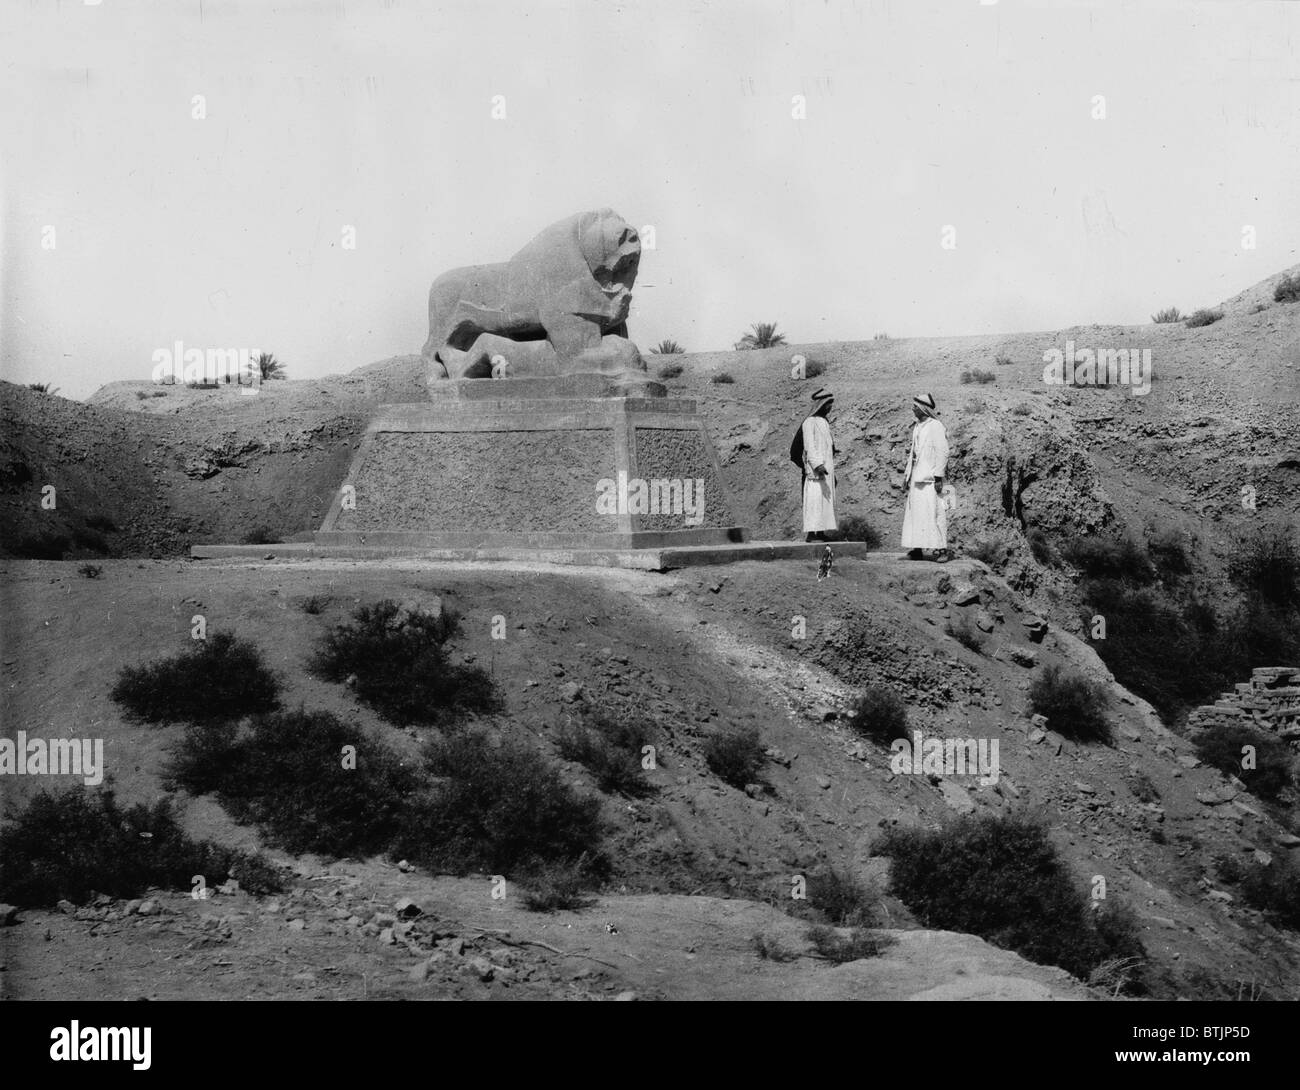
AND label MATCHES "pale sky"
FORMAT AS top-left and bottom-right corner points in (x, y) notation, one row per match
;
(3, 0), (1298, 398)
